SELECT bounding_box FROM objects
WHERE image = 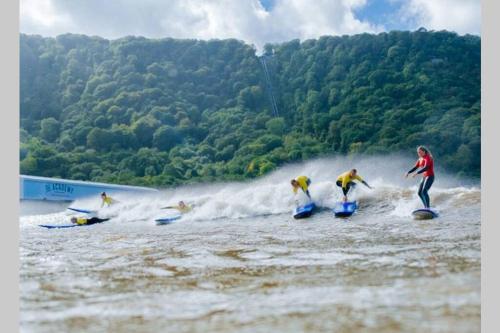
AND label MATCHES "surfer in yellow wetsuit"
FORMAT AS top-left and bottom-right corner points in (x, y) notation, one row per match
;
(70, 217), (110, 225)
(336, 169), (372, 202)
(100, 192), (117, 208)
(291, 176), (312, 201)
(162, 201), (192, 213)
